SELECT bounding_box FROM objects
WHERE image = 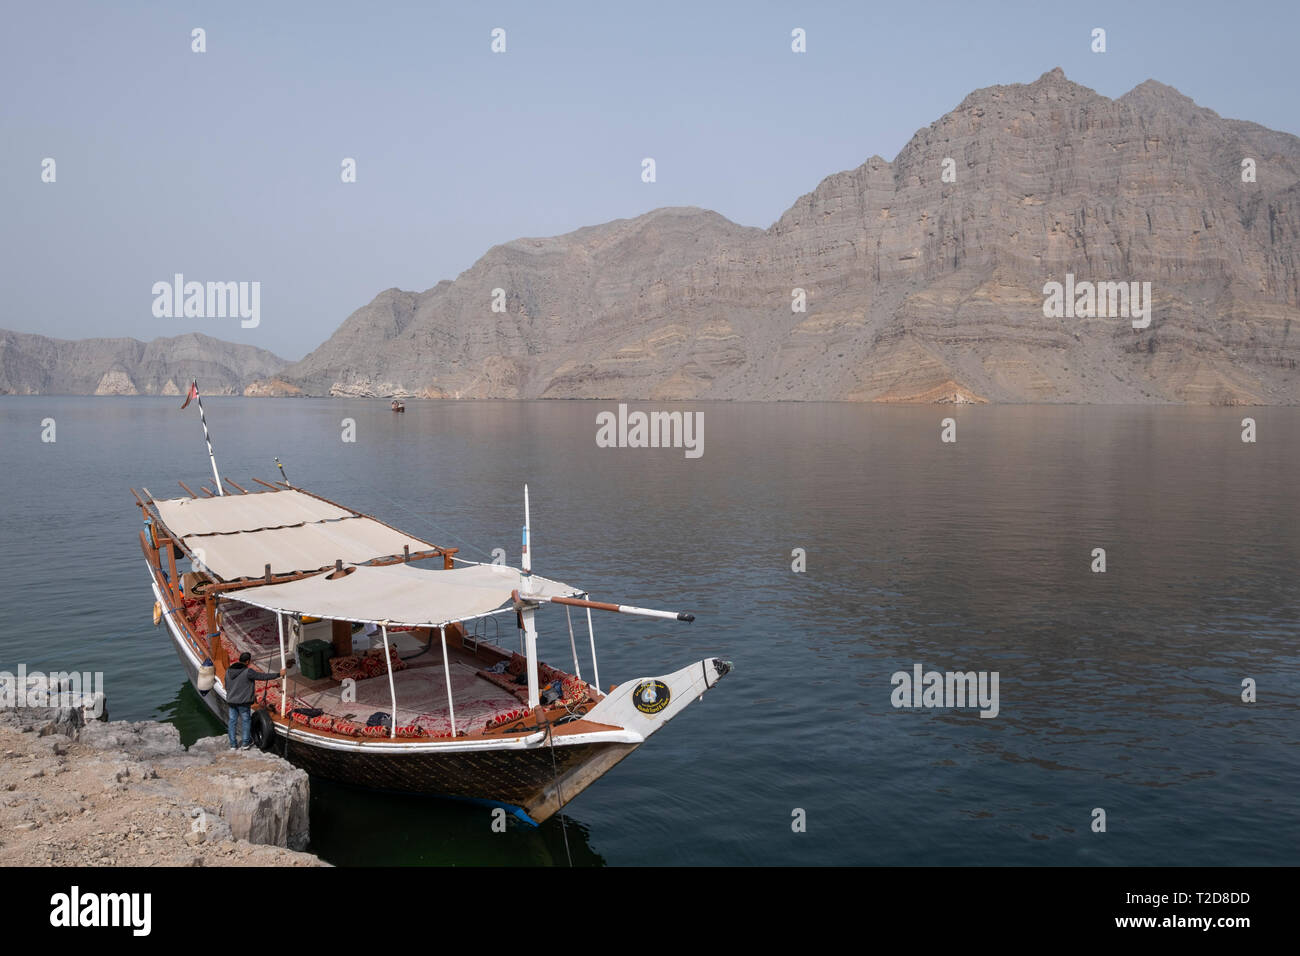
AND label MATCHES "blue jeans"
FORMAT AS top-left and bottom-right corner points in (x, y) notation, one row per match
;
(228, 703), (252, 748)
